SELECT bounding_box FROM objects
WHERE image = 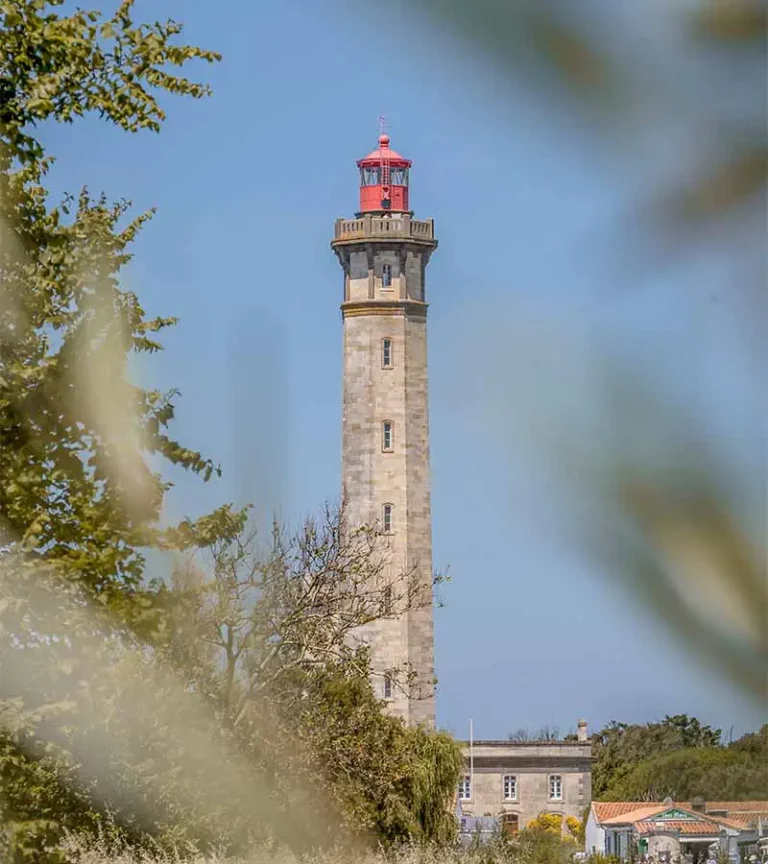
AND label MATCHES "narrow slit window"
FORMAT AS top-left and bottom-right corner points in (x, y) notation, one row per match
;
(382, 420), (393, 452)
(383, 584), (393, 615)
(382, 263), (393, 288)
(382, 337), (393, 368)
(383, 672), (392, 699)
(382, 503), (393, 534)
